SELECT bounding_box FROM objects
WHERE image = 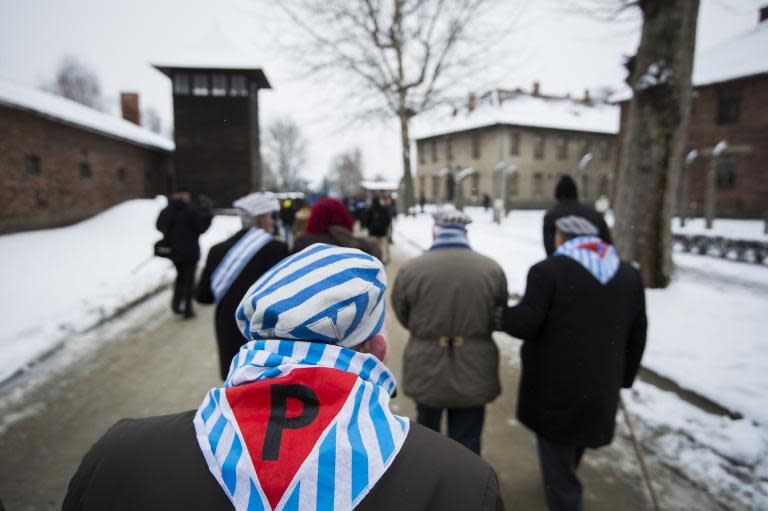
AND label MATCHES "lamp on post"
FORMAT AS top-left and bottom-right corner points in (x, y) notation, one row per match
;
(494, 161), (505, 224)
(454, 167), (477, 211)
(706, 140), (727, 230)
(680, 149), (699, 228)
